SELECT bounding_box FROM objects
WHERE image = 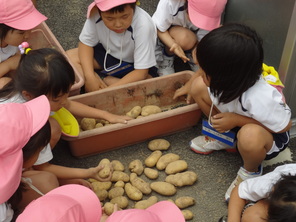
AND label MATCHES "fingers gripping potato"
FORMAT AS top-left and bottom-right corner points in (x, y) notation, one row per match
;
(98, 158), (112, 179)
